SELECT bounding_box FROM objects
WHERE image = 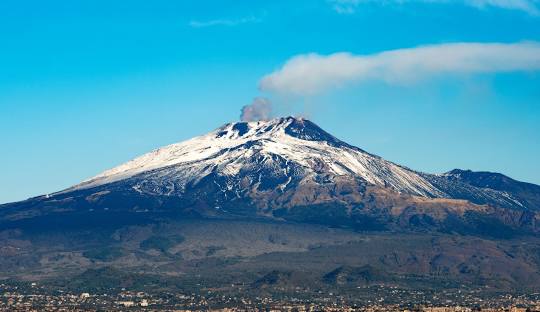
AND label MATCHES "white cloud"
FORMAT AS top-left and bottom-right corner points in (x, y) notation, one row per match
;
(189, 16), (261, 28)
(259, 41), (540, 95)
(467, 0), (539, 13)
(330, 0), (540, 15)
